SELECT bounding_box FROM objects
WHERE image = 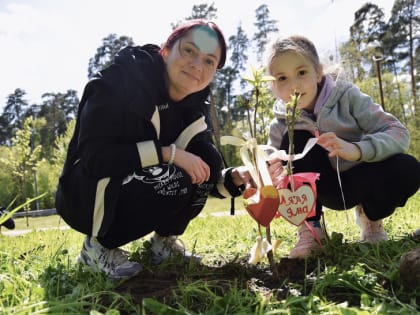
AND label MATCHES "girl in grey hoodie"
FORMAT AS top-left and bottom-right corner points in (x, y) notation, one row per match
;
(265, 35), (420, 259)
